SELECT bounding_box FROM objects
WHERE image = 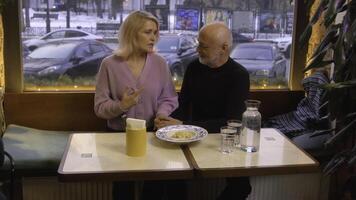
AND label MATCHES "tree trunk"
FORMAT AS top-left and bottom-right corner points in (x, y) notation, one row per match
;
(66, 0), (71, 28)
(150, 0), (158, 5)
(45, 0), (51, 33)
(24, 0), (30, 28)
(95, 0), (103, 18)
(111, 0), (123, 20)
